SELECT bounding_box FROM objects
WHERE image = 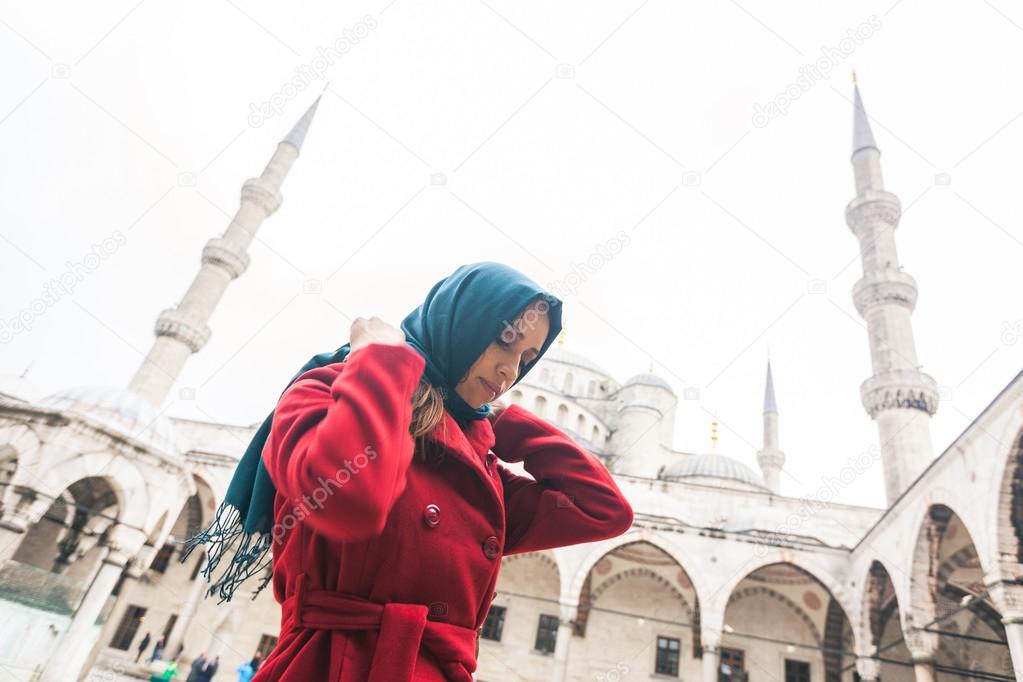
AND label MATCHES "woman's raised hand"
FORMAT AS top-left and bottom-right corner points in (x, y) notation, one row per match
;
(349, 316), (406, 355)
